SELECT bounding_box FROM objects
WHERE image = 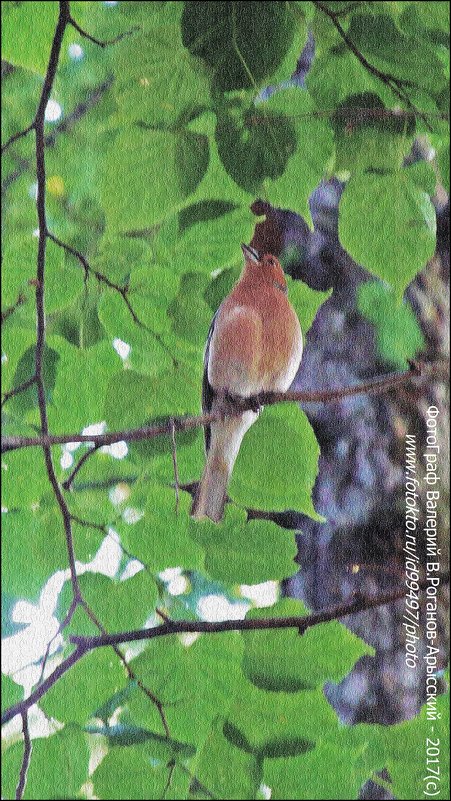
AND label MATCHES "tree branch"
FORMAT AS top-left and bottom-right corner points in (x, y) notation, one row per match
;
(47, 231), (178, 366)
(1, 123), (35, 155)
(15, 713), (32, 801)
(1, 292), (28, 325)
(1, 375), (37, 408)
(68, 15), (139, 48)
(2, 77), (113, 196)
(62, 444), (99, 491)
(80, 598), (170, 737)
(2, 360), (443, 454)
(31, 0), (81, 602)
(69, 572), (450, 650)
(2, 572), (448, 725)
(313, 1), (434, 132)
